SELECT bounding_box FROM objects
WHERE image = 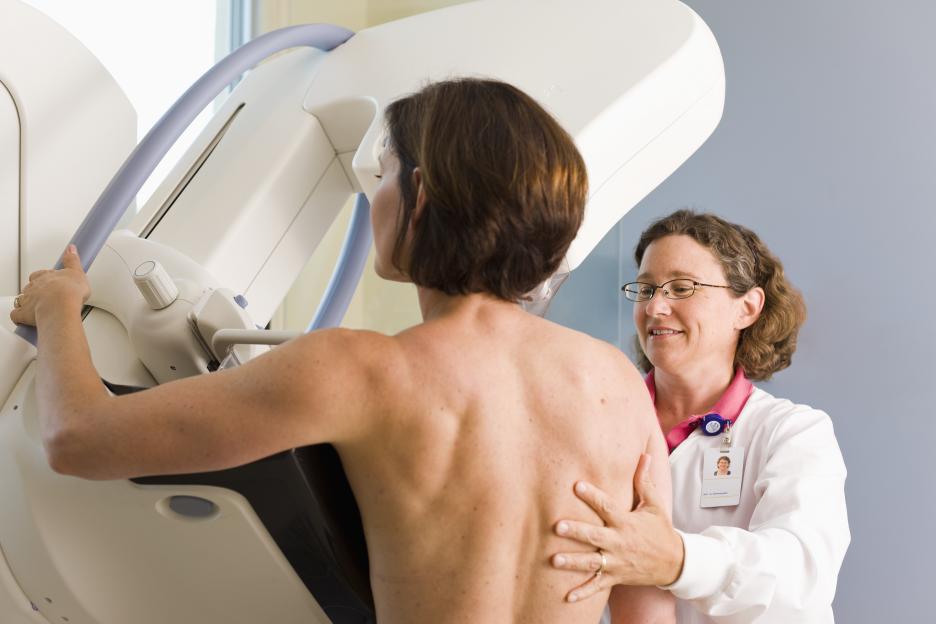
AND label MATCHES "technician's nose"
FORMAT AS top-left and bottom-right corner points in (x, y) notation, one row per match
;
(644, 290), (672, 316)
